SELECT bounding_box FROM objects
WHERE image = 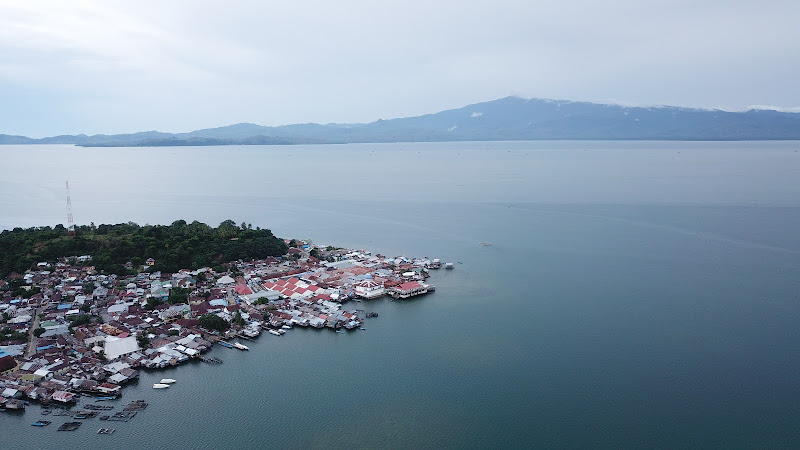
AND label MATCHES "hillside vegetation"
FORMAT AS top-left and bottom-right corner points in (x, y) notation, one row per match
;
(0, 220), (288, 277)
